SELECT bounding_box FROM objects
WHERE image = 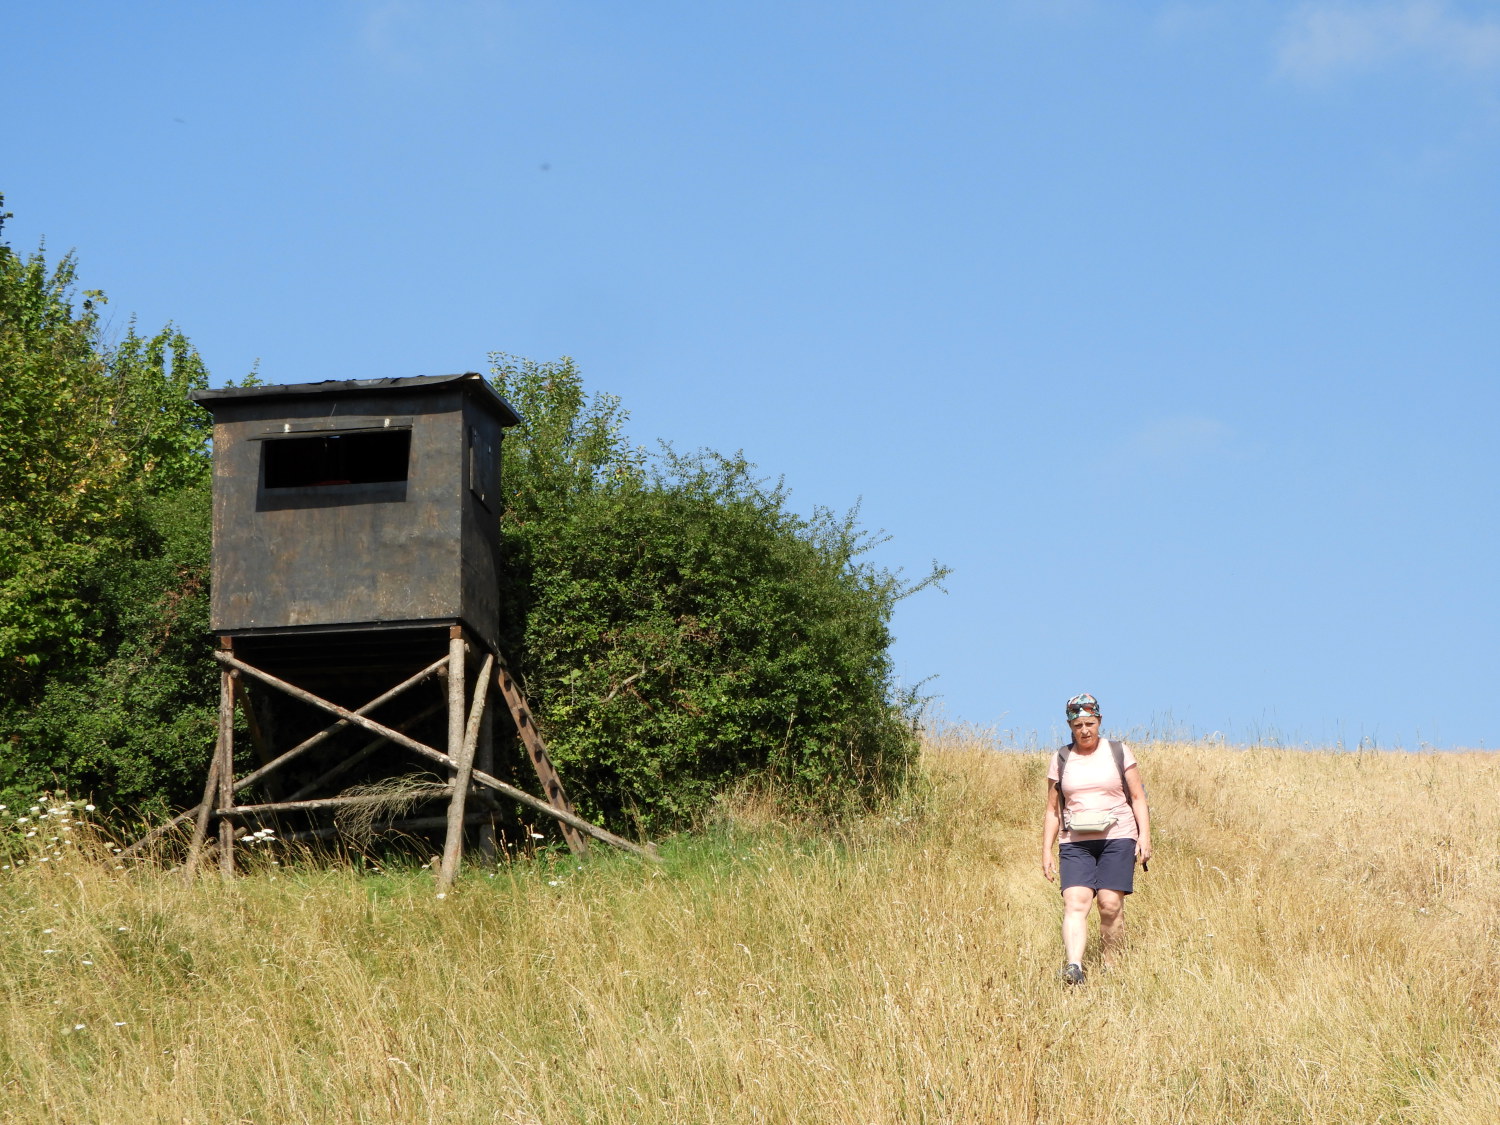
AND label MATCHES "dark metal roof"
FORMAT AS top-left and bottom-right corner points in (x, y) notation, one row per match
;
(190, 372), (522, 427)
